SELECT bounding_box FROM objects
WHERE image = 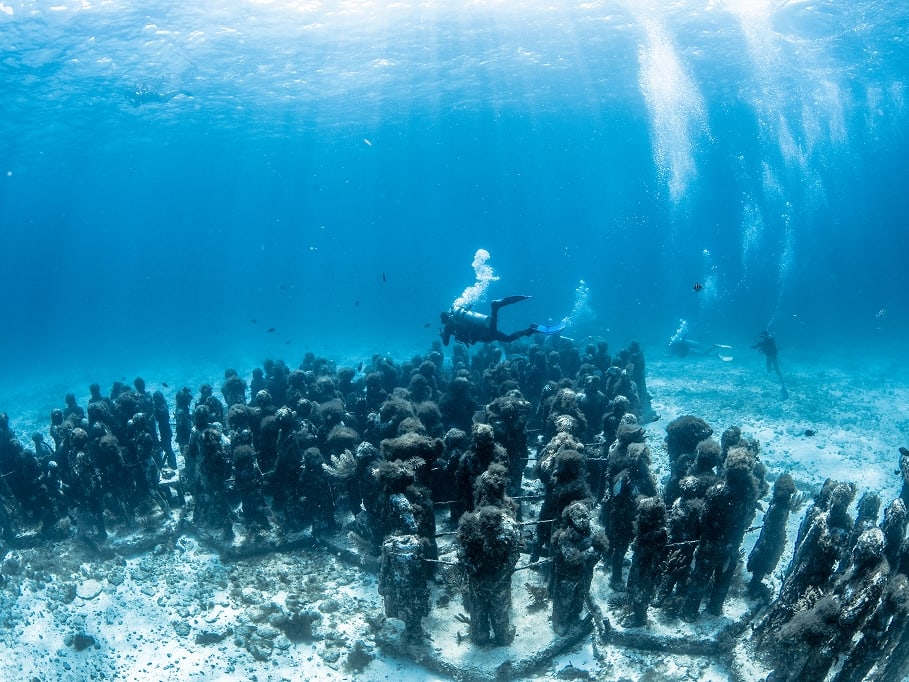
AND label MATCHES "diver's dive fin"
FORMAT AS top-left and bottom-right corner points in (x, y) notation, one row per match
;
(533, 321), (566, 335)
(493, 295), (531, 309)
